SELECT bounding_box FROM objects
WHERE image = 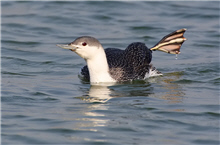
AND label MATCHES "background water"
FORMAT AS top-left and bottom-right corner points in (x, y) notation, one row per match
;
(1, 1), (220, 145)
